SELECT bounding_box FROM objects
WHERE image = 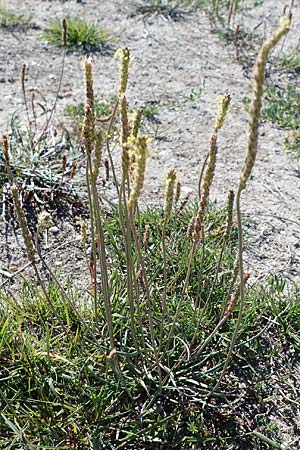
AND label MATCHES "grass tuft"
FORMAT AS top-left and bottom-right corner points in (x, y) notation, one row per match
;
(262, 83), (300, 154)
(0, 3), (32, 29)
(1, 263), (299, 448)
(280, 50), (300, 71)
(64, 96), (117, 126)
(42, 17), (115, 52)
(131, 0), (191, 20)
(0, 13), (298, 450)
